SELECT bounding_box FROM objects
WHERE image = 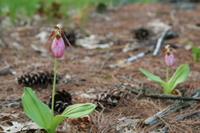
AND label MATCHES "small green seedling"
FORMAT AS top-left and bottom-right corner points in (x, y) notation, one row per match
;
(102, 74), (112, 78)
